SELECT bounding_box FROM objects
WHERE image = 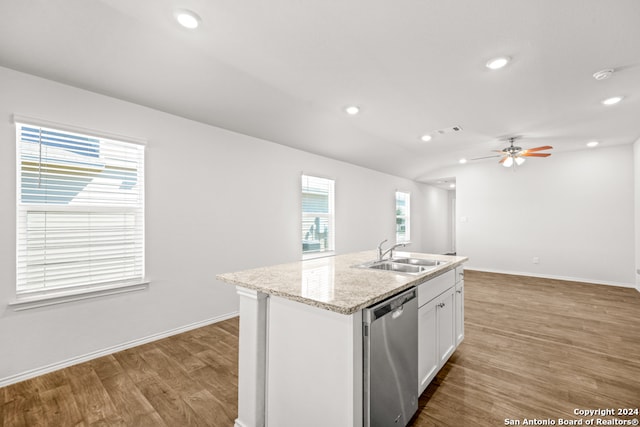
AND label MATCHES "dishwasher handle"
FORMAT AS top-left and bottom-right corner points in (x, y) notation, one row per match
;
(391, 306), (404, 319)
